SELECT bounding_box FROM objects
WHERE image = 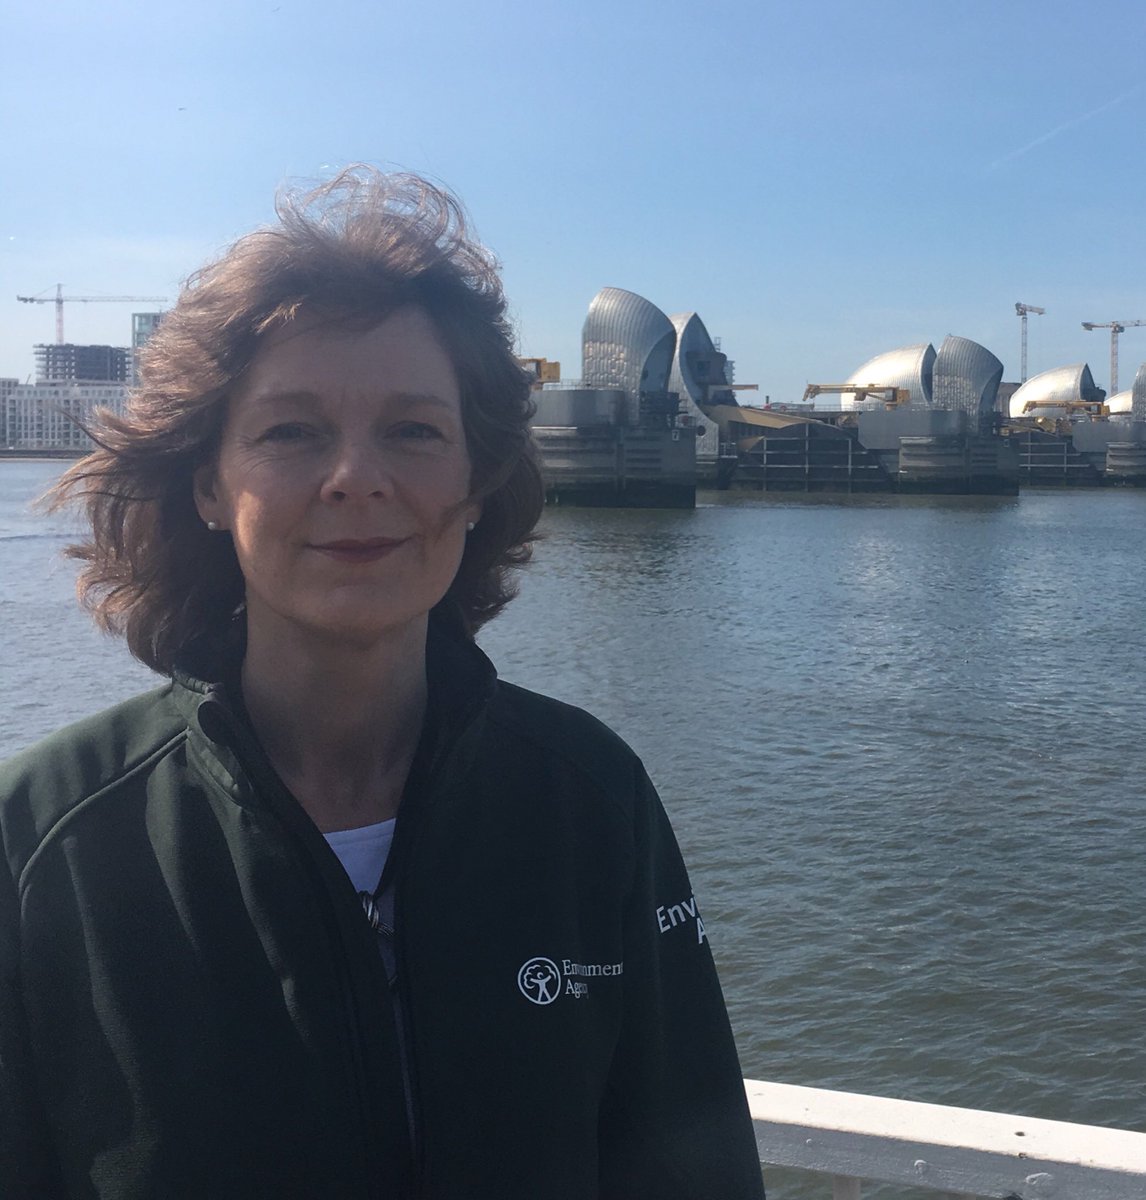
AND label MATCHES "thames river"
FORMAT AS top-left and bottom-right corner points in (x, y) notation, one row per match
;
(4, 460), (1146, 1166)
